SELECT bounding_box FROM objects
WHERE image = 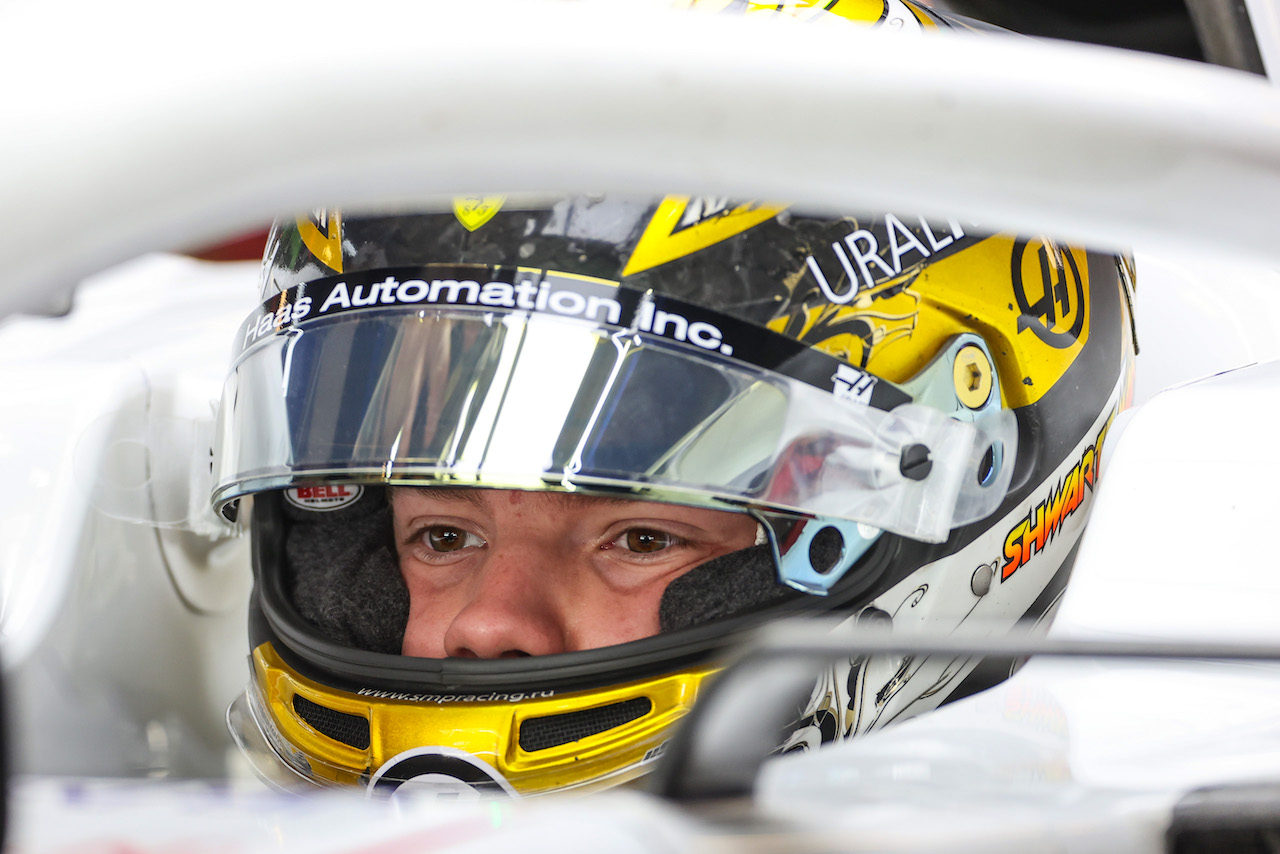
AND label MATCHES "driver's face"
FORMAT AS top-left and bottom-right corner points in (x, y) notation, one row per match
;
(390, 488), (759, 659)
